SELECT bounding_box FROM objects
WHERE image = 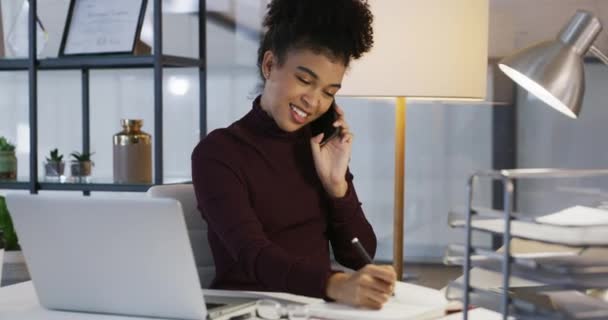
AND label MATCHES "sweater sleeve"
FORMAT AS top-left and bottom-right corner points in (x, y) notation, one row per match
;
(326, 170), (377, 270)
(192, 142), (333, 298)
